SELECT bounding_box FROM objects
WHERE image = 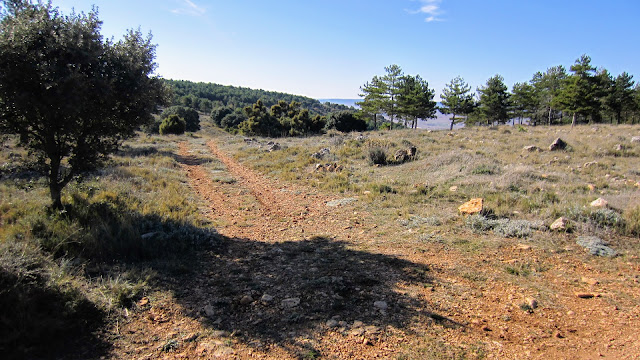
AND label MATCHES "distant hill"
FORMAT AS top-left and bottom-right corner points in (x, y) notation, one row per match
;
(318, 99), (462, 130)
(164, 79), (352, 116)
